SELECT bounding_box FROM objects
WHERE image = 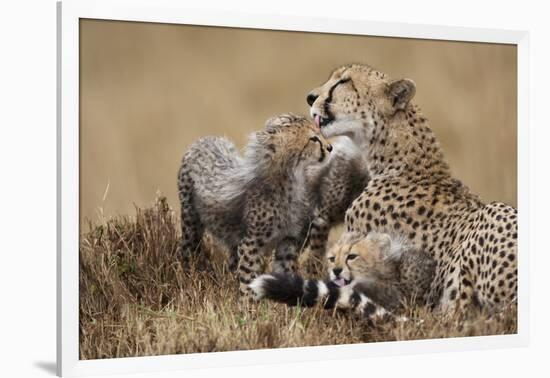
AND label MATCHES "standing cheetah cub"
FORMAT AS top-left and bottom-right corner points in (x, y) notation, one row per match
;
(177, 114), (337, 296)
(301, 135), (370, 272)
(251, 232), (435, 319)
